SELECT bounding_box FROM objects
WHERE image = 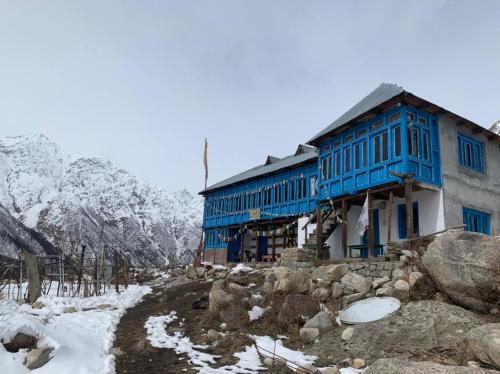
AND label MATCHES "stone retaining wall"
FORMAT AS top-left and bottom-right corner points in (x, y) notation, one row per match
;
(347, 261), (401, 282)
